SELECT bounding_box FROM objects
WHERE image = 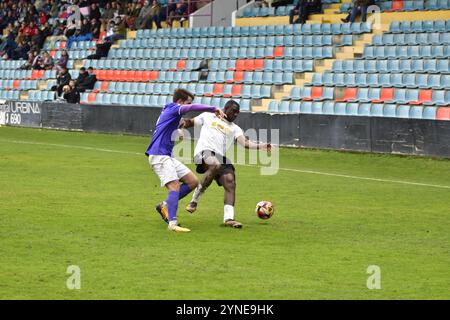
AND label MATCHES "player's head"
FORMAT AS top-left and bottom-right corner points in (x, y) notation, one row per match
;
(224, 100), (240, 122)
(173, 88), (194, 105)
